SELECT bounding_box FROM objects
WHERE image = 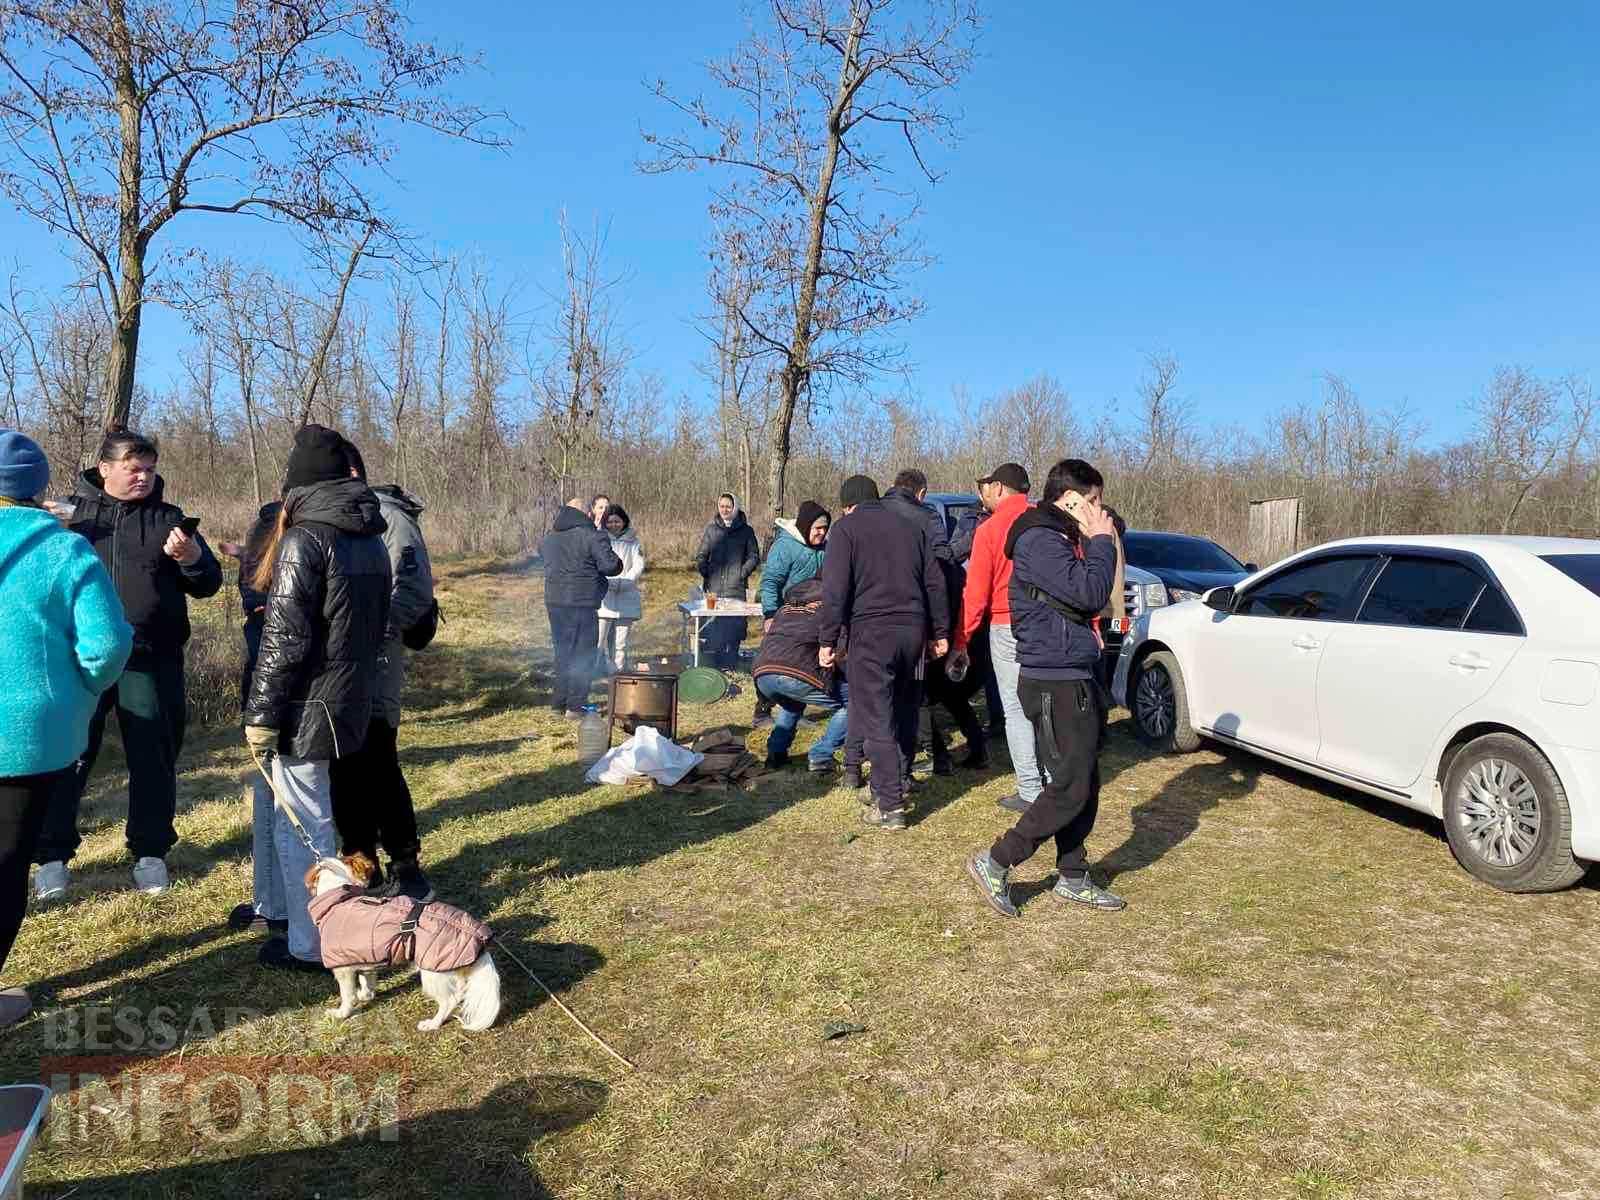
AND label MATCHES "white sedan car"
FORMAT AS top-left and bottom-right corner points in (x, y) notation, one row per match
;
(1112, 536), (1600, 892)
